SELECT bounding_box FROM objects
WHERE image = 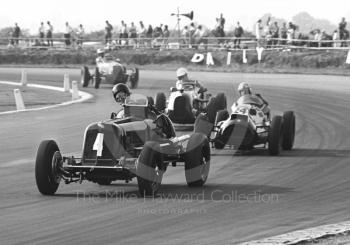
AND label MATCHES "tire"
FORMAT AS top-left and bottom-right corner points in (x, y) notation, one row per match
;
(206, 93), (227, 124)
(206, 97), (217, 123)
(129, 68), (139, 89)
(94, 67), (101, 89)
(215, 93), (227, 110)
(147, 96), (154, 106)
(136, 142), (164, 197)
(81, 66), (90, 87)
(35, 140), (62, 195)
(268, 116), (283, 156)
(214, 136), (226, 149)
(282, 111), (296, 150)
(185, 133), (211, 187)
(194, 113), (213, 137)
(155, 92), (166, 111)
(215, 109), (229, 125)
